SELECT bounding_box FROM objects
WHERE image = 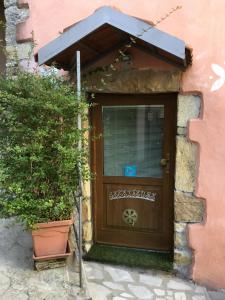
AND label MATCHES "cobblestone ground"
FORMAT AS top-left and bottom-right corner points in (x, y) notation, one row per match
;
(0, 218), (87, 300)
(83, 261), (225, 300)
